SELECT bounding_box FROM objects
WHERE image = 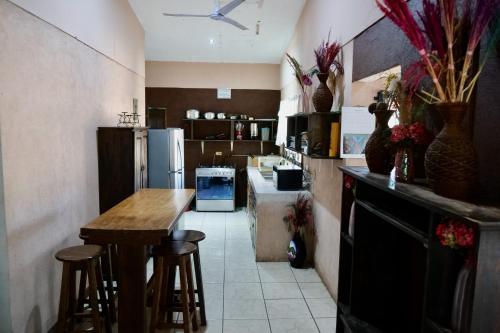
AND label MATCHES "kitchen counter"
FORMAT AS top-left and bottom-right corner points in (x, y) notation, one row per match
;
(246, 167), (309, 261)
